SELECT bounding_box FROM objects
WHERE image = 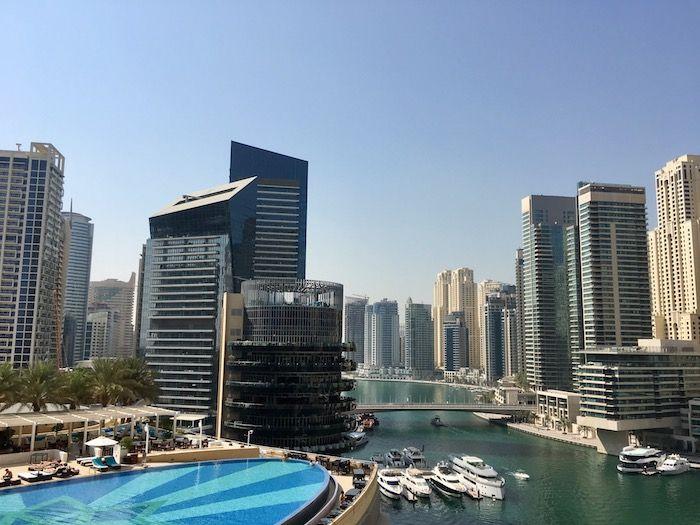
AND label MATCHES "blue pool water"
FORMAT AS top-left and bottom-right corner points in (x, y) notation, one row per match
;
(0, 458), (329, 524)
